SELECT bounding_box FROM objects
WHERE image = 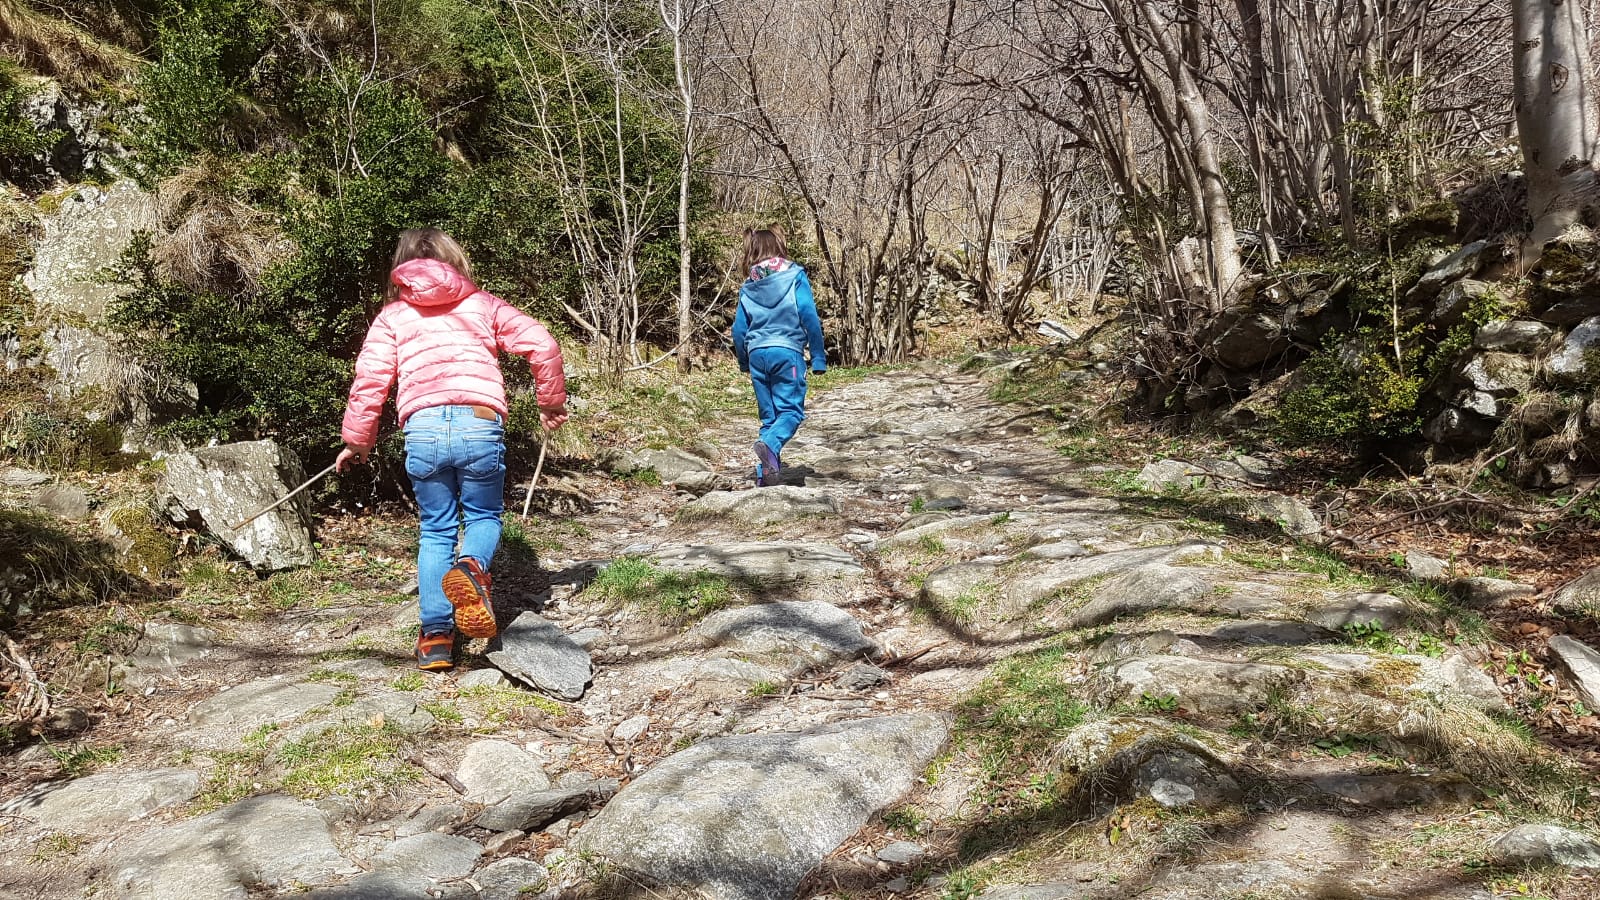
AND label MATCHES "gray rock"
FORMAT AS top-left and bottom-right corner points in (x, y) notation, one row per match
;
(304, 871), (434, 900)
(1098, 655), (1300, 717)
(679, 486), (839, 526)
(611, 447), (715, 484)
(1476, 319), (1554, 353)
(1548, 635), (1600, 711)
(1489, 824), (1600, 869)
(1405, 551), (1449, 580)
(1310, 772), (1481, 808)
(277, 692), (439, 743)
(614, 715), (651, 742)
(1432, 278), (1493, 326)
(1136, 459), (1208, 493)
(474, 779), (621, 833)
(1552, 567), (1600, 620)
(158, 440), (316, 571)
(1025, 540), (1091, 560)
(1449, 576), (1536, 610)
(1460, 352), (1535, 395)
(834, 662), (891, 691)
(1203, 620), (1331, 646)
(129, 622), (215, 674)
(568, 627), (608, 650)
(1240, 493), (1320, 536)
(649, 542), (863, 581)
(1302, 592), (1410, 631)
(808, 454), (880, 480)
(188, 677), (341, 728)
(1411, 241), (1494, 297)
(876, 841), (924, 865)
(1052, 716), (1241, 810)
(1066, 565), (1212, 628)
(394, 802), (467, 837)
(685, 600), (877, 665)
(475, 857), (552, 900)
(370, 832), (484, 880)
(0, 466), (51, 487)
(1418, 654), (1508, 712)
(1424, 405), (1496, 447)
(568, 714), (948, 900)
(1, 768), (200, 831)
(455, 739), (551, 804)
(487, 612), (592, 701)
(456, 668), (507, 689)
(1007, 542), (1223, 609)
(25, 182), (156, 319)
(1199, 306), (1287, 370)
(31, 483), (89, 520)
(105, 794), (345, 900)
(1548, 316), (1600, 384)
